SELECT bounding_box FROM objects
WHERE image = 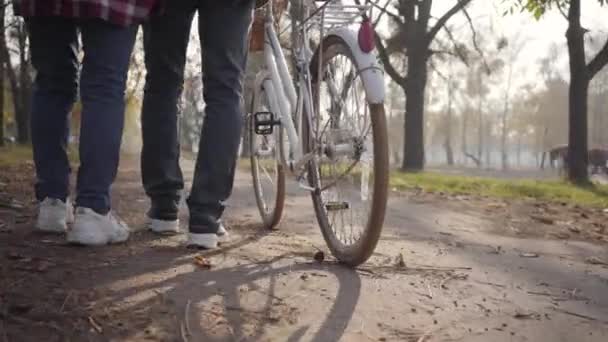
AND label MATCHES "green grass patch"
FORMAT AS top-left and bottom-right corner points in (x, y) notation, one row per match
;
(0, 145), (79, 167)
(391, 171), (608, 208)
